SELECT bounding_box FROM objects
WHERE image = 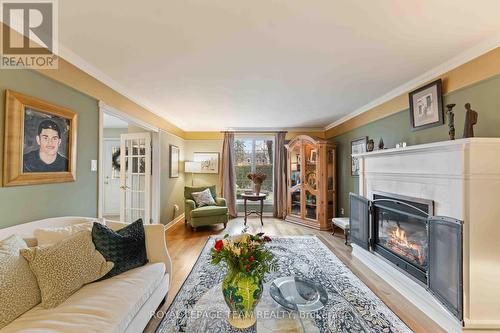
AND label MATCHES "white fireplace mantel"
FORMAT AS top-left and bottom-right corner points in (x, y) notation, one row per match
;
(352, 138), (500, 333)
